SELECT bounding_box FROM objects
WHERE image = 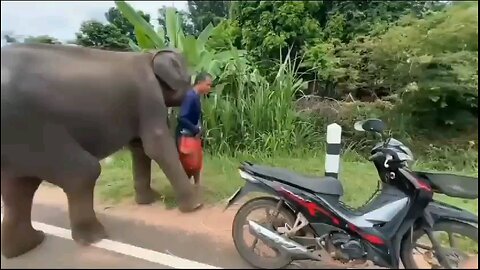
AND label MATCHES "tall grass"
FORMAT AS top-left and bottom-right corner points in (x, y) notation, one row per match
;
(201, 52), (321, 156)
